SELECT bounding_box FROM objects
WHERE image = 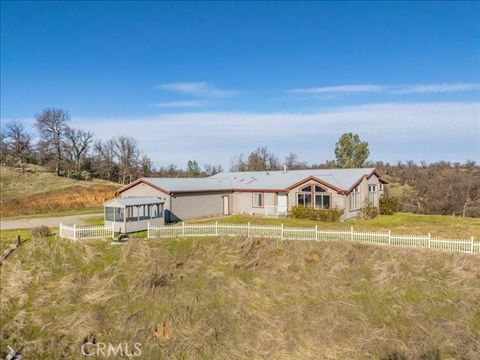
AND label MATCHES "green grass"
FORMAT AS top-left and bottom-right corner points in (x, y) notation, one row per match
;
(1, 235), (479, 359)
(190, 212), (480, 238)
